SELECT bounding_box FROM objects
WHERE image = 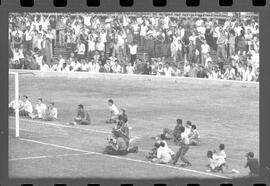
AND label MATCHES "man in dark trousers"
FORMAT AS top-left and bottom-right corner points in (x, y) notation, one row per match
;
(172, 126), (192, 167)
